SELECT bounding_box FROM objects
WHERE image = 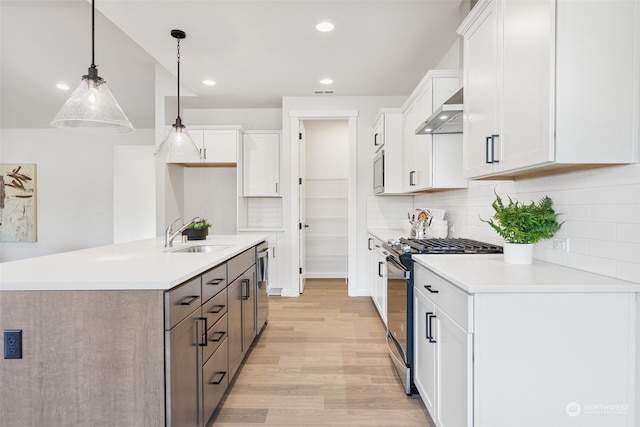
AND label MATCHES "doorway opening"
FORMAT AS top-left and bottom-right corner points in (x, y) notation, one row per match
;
(300, 119), (349, 293)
